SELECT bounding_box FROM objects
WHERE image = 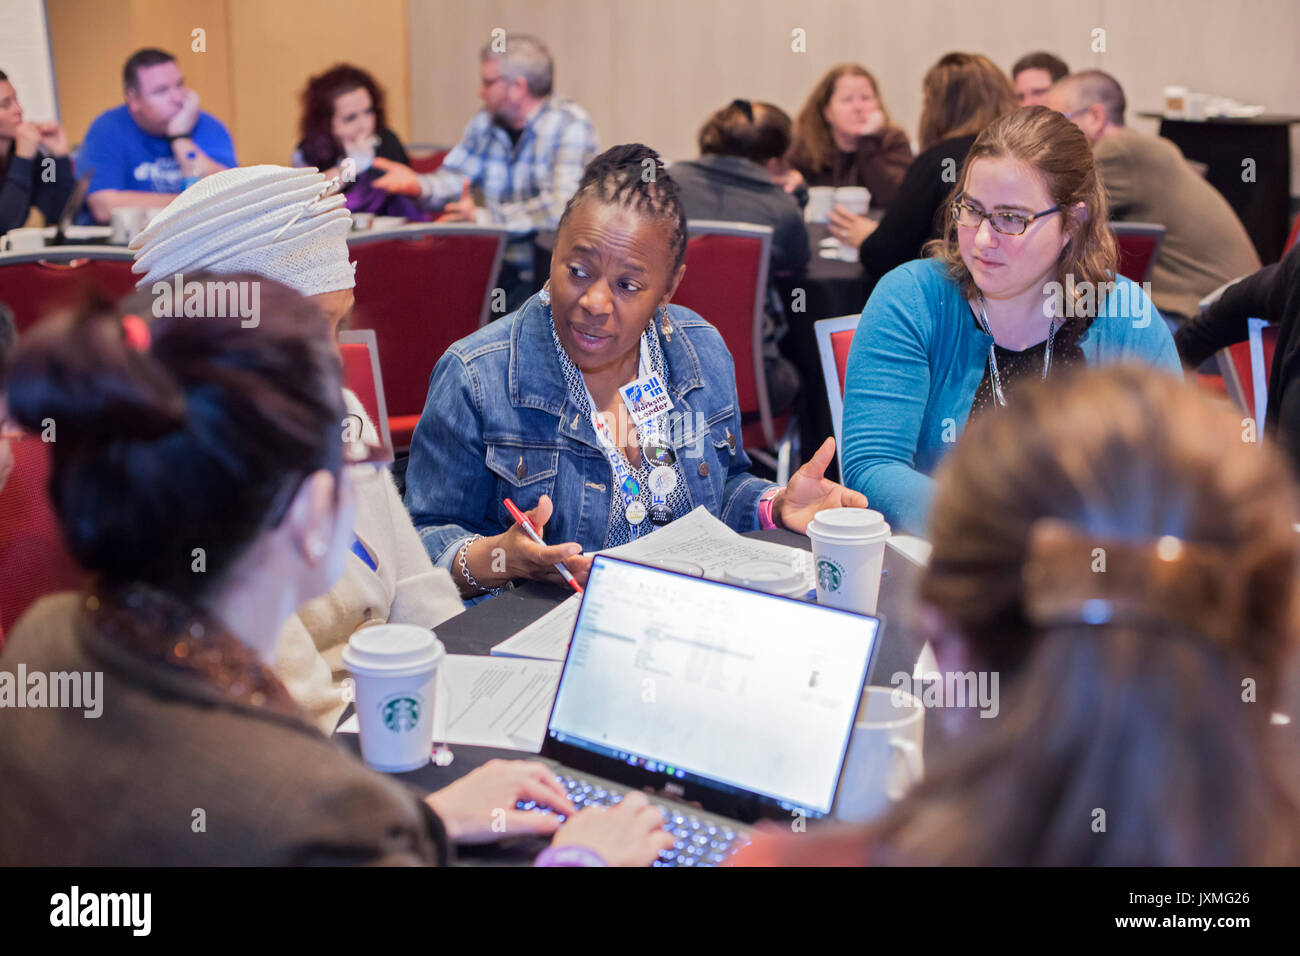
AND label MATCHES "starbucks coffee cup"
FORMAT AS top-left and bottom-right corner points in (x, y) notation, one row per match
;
(806, 508), (891, 614)
(342, 625), (445, 772)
